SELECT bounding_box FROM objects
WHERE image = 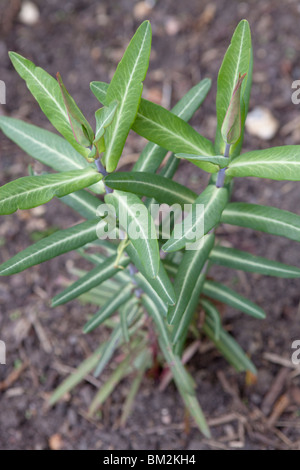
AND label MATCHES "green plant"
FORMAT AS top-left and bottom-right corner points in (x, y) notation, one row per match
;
(1, 20), (300, 437)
